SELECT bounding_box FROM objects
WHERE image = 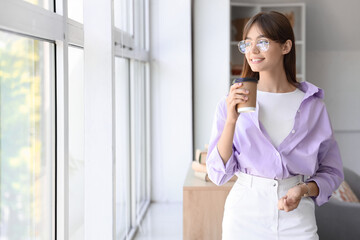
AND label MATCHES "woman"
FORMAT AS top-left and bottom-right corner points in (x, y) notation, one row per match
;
(206, 11), (344, 240)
